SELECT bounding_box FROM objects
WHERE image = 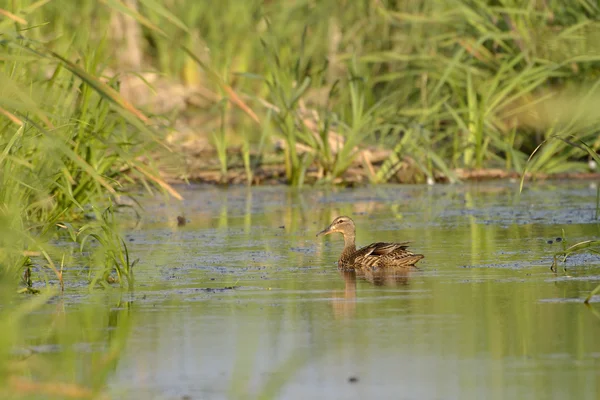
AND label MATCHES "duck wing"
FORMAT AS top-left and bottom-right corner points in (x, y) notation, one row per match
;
(351, 242), (408, 266)
(353, 242), (423, 269)
(365, 242), (411, 256)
